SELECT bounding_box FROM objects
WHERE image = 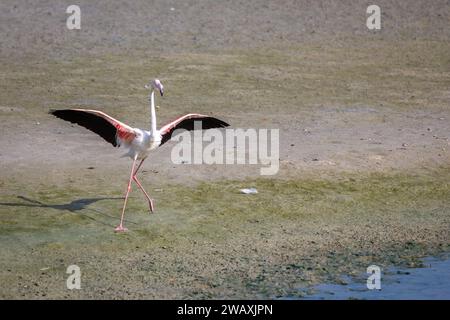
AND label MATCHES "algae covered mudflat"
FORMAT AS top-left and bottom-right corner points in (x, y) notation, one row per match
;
(1, 170), (449, 298)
